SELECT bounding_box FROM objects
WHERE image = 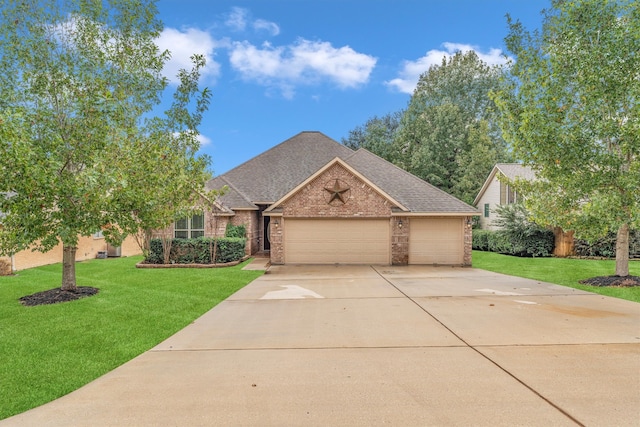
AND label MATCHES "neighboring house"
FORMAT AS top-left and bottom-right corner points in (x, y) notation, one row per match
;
(167, 131), (479, 266)
(1, 193), (142, 274)
(473, 163), (575, 256)
(0, 230), (141, 274)
(473, 163), (536, 231)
